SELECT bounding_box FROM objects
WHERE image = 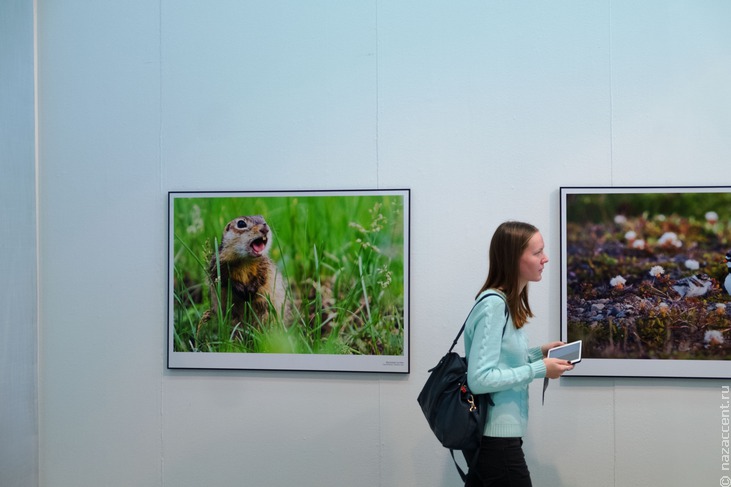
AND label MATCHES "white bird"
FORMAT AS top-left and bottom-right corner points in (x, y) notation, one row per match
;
(724, 251), (731, 295)
(672, 273), (713, 298)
